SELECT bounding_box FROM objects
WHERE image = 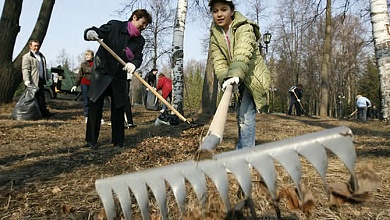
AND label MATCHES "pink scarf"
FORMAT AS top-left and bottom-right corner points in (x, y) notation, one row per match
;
(125, 22), (140, 61)
(127, 21), (140, 37)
